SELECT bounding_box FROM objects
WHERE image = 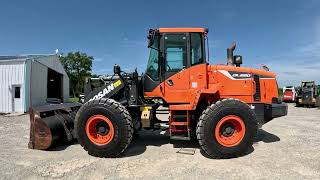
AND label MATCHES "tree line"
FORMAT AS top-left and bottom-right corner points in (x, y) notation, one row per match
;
(59, 52), (95, 97)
